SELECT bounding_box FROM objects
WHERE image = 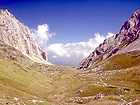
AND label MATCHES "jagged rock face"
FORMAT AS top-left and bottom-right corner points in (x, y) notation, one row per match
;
(0, 9), (47, 62)
(80, 9), (140, 69)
